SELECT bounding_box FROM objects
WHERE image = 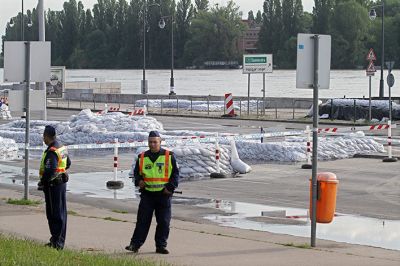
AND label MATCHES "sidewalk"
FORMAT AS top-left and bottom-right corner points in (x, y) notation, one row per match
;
(1, 187), (399, 266)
